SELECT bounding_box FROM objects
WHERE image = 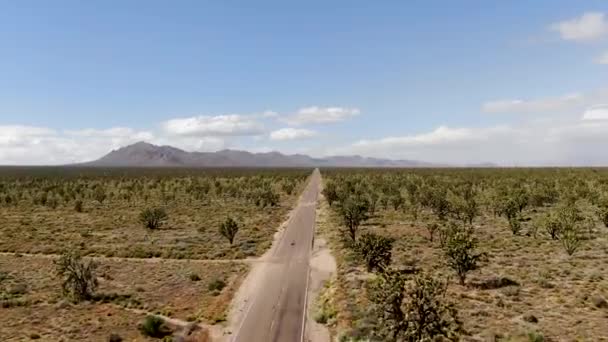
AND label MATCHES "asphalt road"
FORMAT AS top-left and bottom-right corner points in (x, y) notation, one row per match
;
(232, 169), (321, 342)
